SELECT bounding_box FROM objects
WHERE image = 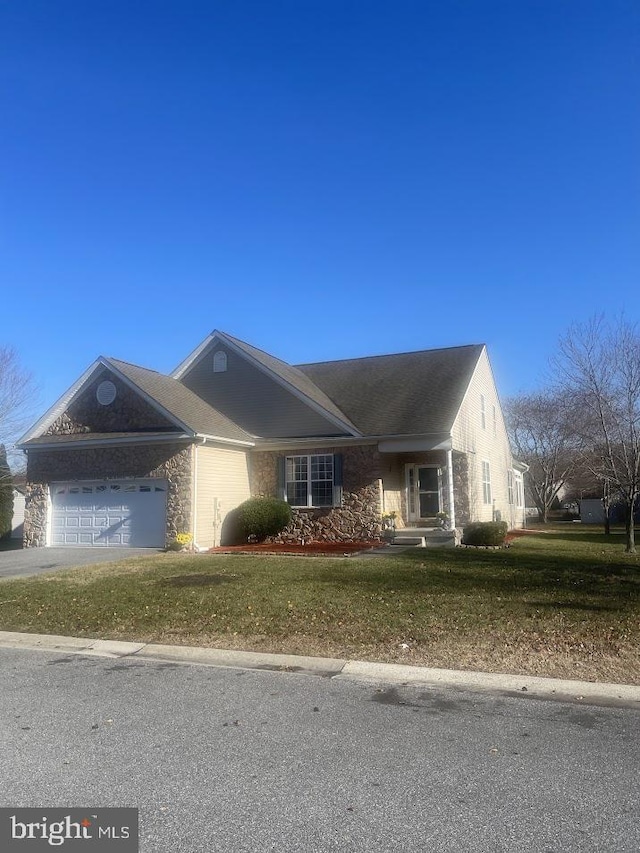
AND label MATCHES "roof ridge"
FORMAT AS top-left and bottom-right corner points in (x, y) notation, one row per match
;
(296, 342), (484, 369)
(106, 356), (161, 374)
